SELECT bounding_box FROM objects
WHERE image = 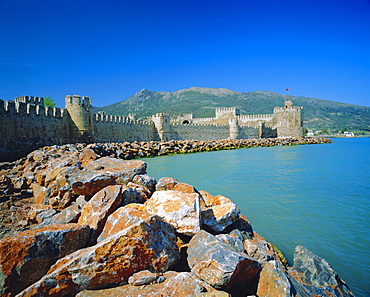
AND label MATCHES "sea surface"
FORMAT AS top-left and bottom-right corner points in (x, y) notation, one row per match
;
(143, 137), (370, 297)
